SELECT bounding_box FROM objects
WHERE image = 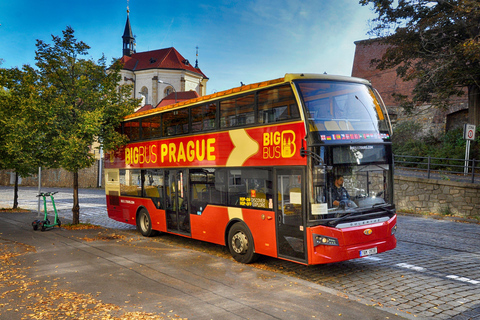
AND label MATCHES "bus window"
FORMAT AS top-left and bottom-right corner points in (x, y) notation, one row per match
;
(226, 168), (273, 209)
(220, 94), (255, 128)
(296, 80), (390, 135)
(163, 108), (189, 136)
(220, 98), (236, 128)
(141, 114), (162, 140)
(119, 169), (142, 197)
(123, 120), (140, 141)
(191, 103), (217, 133)
(236, 94), (255, 125)
(258, 85), (299, 124)
(144, 169), (164, 209)
(189, 168), (216, 214)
